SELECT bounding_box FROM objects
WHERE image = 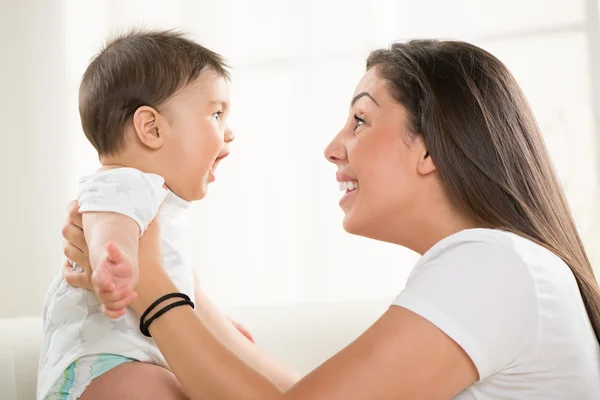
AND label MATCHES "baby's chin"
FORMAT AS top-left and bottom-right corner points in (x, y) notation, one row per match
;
(166, 182), (207, 202)
(168, 172), (215, 202)
(189, 181), (210, 202)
